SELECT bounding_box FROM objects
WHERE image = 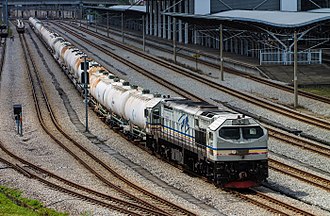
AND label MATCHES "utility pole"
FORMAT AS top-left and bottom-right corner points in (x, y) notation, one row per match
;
(142, 15), (145, 52)
(173, 17), (177, 63)
(121, 12), (124, 43)
(83, 56), (89, 132)
(80, 5), (82, 27)
(293, 31), (298, 109)
(106, 12), (109, 37)
(219, 24), (224, 81)
(5, 0), (8, 27)
(95, 14), (97, 33)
